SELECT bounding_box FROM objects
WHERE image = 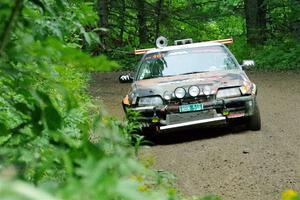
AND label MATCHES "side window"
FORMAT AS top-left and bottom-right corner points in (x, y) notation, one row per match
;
(222, 46), (239, 70)
(138, 61), (151, 80)
(137, 58), (165, 80)
(150, 59), (164, 77)
(224, 56), (236, 69)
